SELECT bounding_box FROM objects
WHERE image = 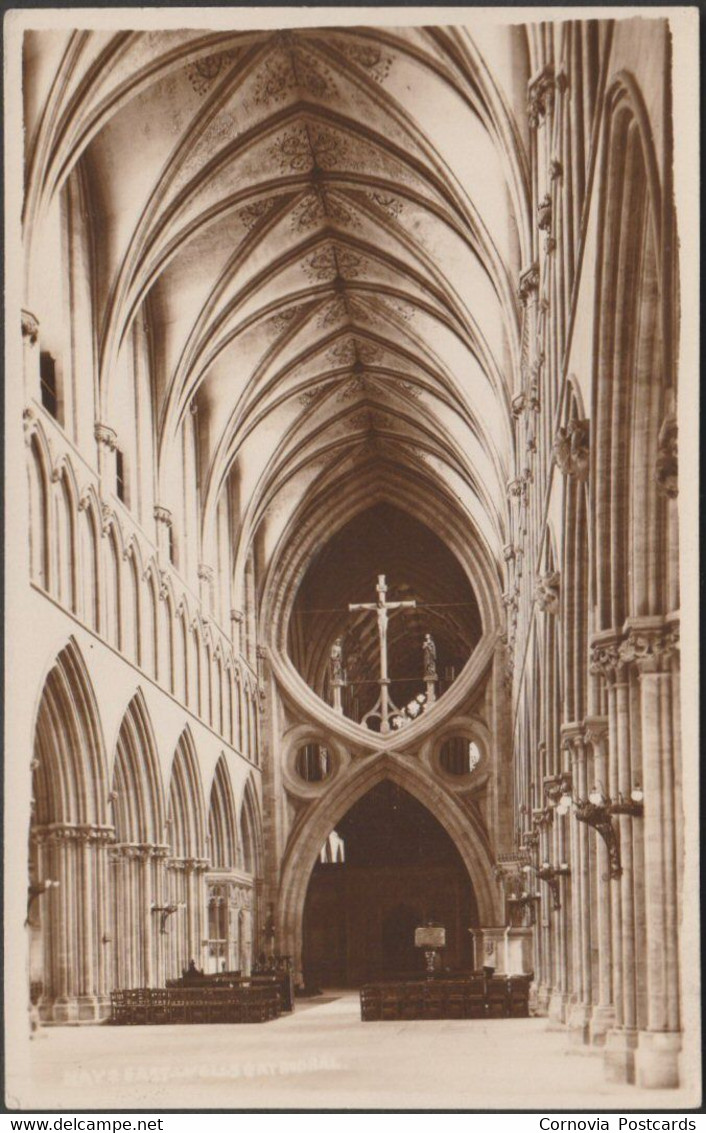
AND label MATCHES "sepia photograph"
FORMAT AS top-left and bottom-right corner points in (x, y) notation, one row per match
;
(3, 4), (700, 1114)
